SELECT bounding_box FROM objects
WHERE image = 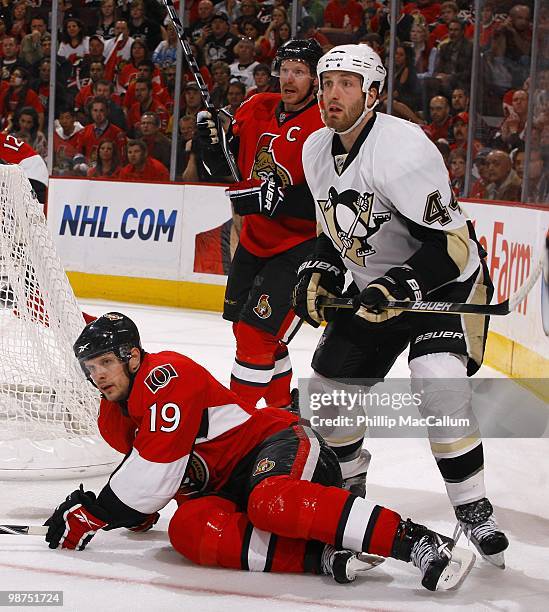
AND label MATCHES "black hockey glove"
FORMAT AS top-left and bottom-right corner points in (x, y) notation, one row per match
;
(196, 110), (221, 151)
(293, 233), (346, 328)
(354, 266), (424, 324)
(126, 512), (160, 533)
(226, 175), (284, 218)
(44, 484), (110, 550)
